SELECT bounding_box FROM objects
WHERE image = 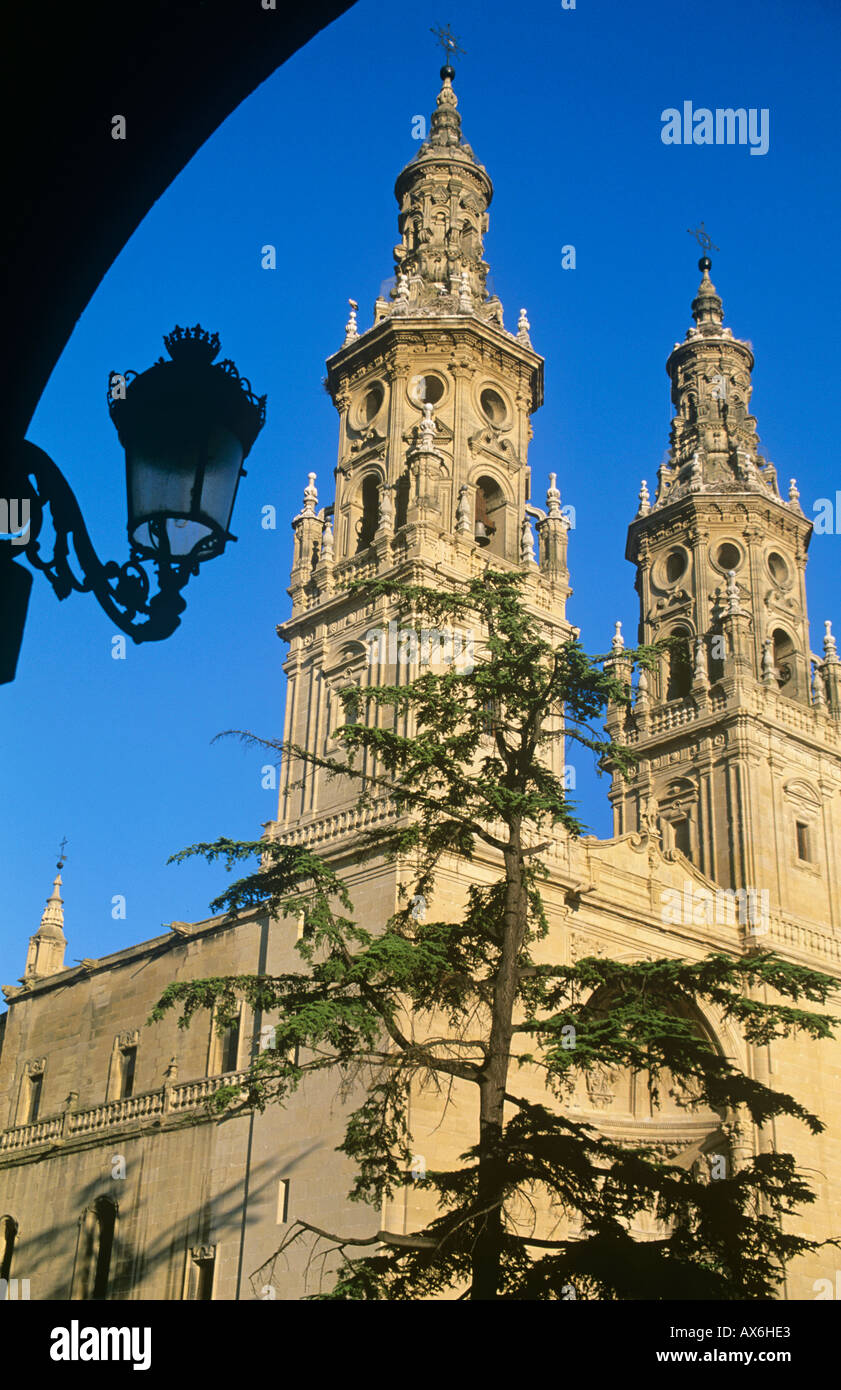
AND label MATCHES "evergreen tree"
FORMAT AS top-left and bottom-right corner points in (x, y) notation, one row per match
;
(151, 570), (838, 1300)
